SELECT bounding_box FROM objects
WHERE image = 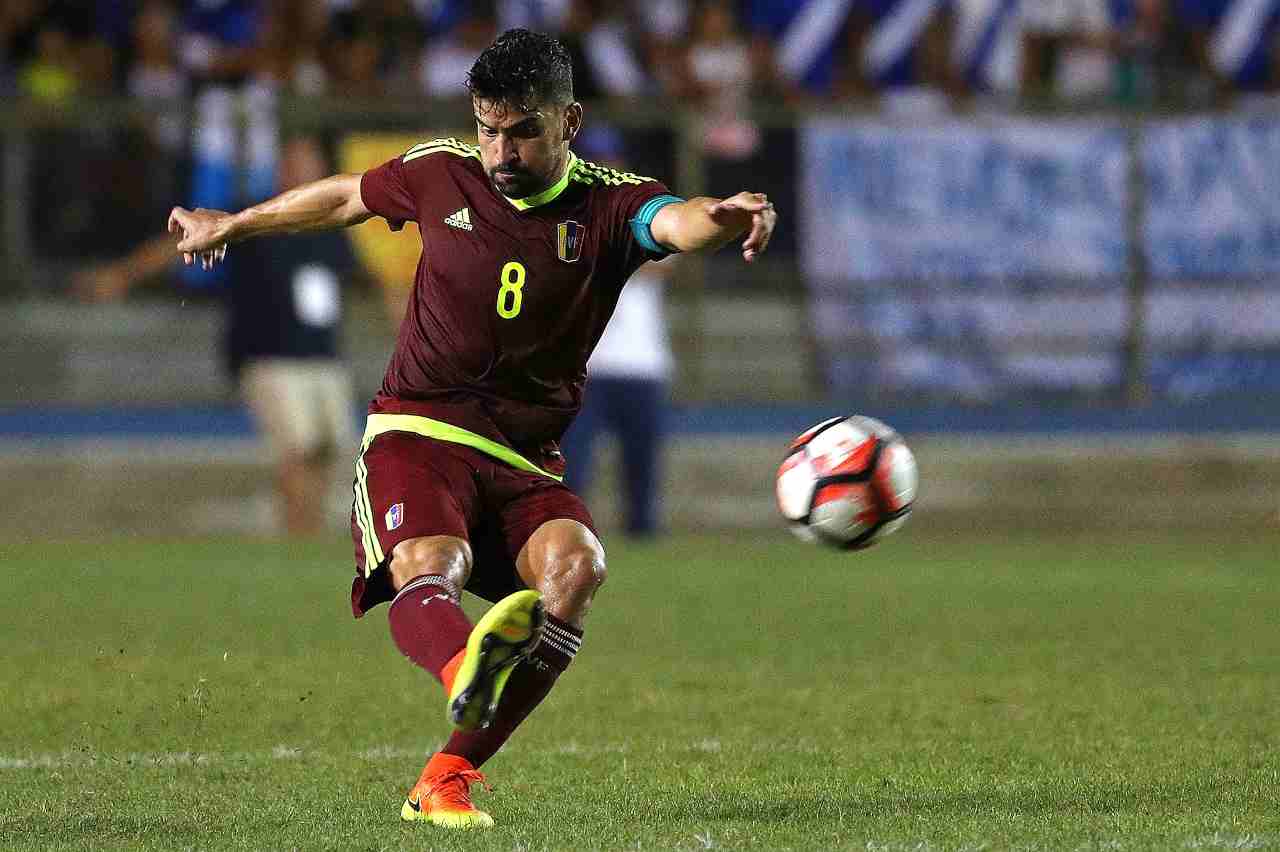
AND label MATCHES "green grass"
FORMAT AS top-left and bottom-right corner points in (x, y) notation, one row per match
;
(1, 529), (1278, 850)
